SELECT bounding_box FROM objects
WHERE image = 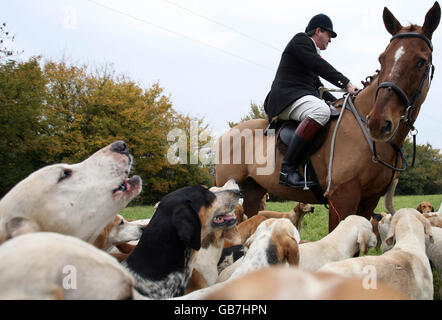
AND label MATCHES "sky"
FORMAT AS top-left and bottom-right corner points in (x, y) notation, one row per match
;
(3, 0), (442, 151)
